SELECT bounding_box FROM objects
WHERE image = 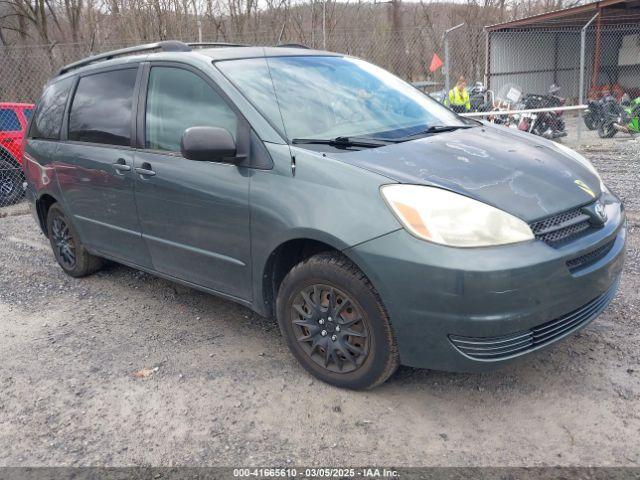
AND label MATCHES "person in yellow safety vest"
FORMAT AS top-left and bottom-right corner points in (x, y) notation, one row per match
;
(446, 76), (471, 113)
